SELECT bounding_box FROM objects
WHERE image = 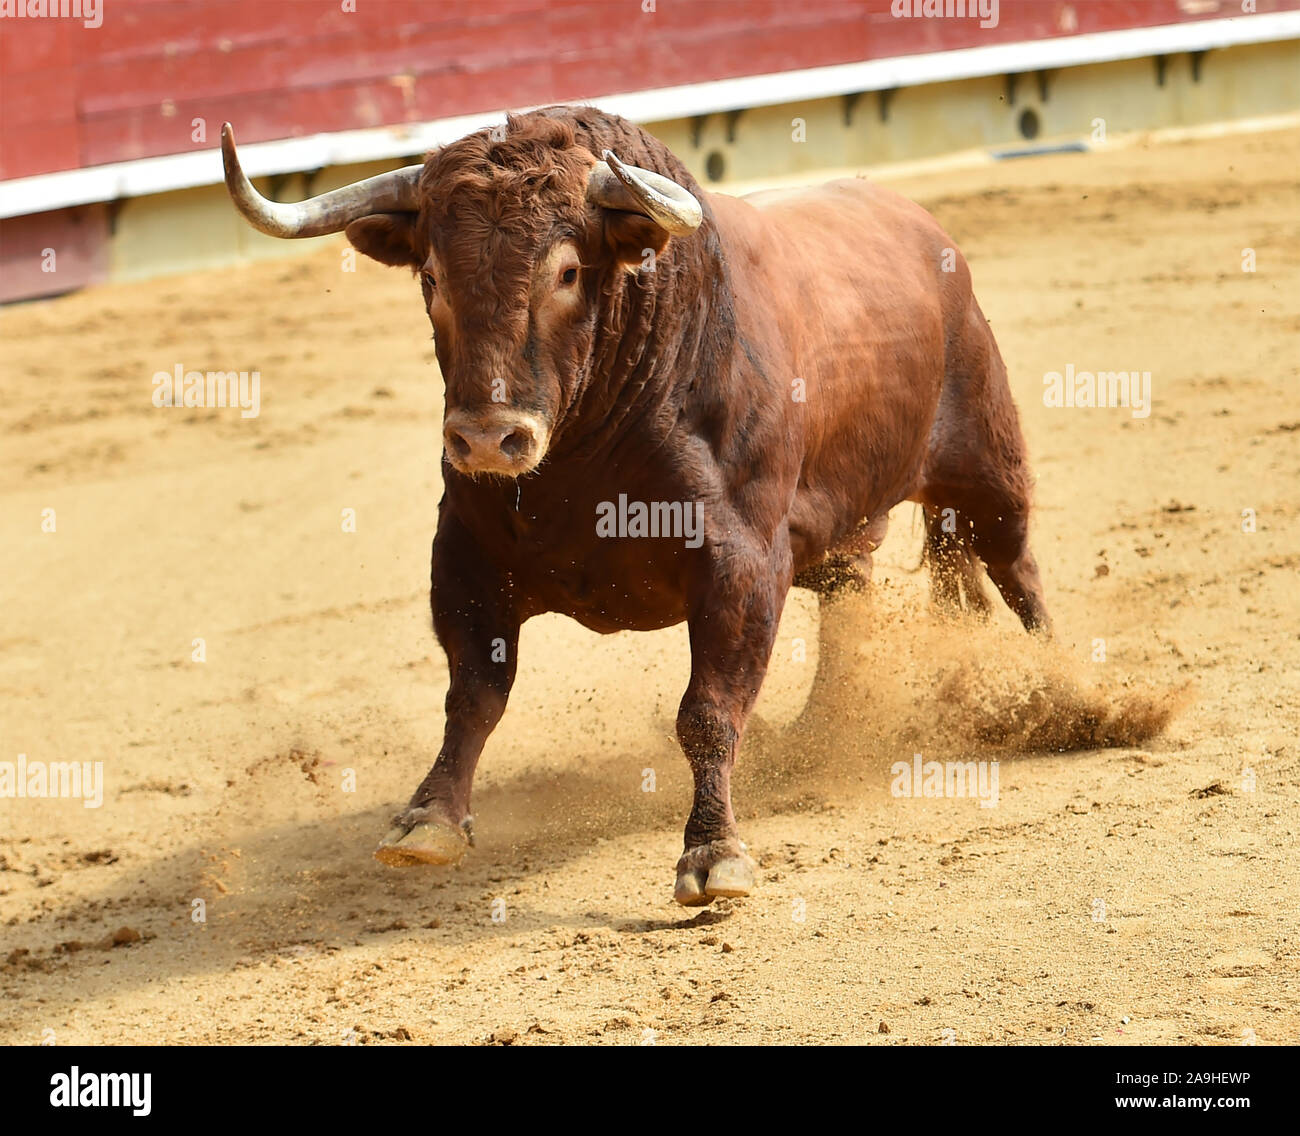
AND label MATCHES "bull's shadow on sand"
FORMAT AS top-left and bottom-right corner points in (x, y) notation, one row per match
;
(8, 749), (757, 1017)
